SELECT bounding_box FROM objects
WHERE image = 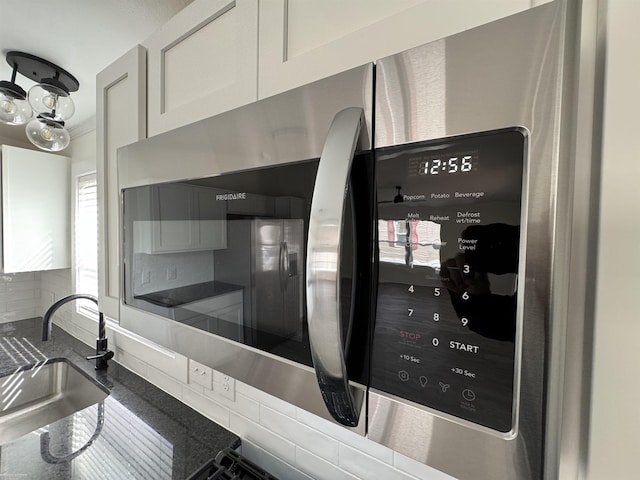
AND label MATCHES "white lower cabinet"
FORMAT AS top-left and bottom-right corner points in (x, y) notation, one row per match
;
(181, 290), (244, 341)
(182, 290), (242, 319)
